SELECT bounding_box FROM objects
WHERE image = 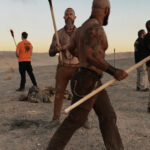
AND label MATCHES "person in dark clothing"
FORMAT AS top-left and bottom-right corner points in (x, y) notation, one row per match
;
(16, 32), (37, 91)
(134, 30), (146, 63)
(134, 29), (148, 91)
(143, 20), (150, 112)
